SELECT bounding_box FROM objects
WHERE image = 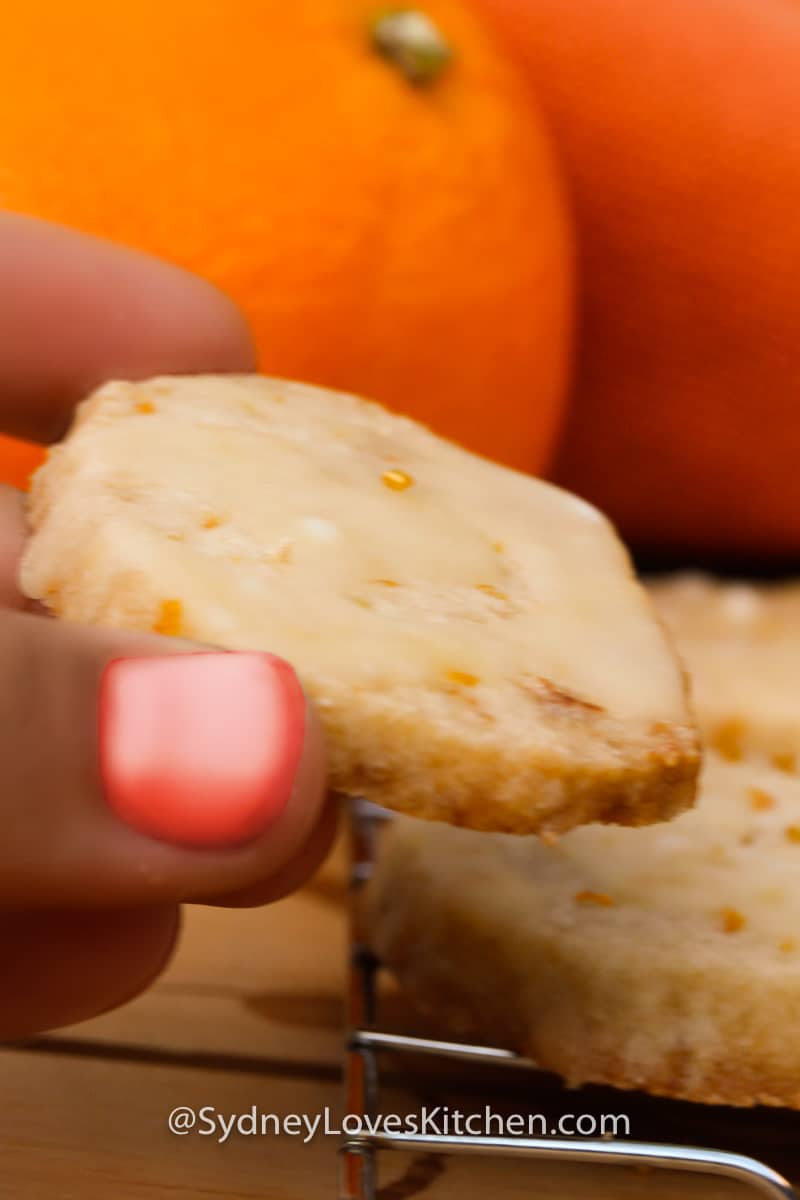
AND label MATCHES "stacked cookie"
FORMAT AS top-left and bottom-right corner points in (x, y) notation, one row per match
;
(368, 574), (800, 1107)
